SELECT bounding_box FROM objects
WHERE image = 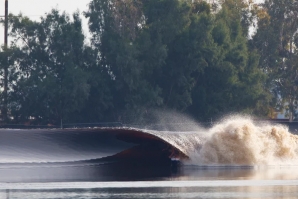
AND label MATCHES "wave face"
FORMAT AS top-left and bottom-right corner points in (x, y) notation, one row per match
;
(150, 116), (298, 166)
(0, 129), (135, 164)
(0, 116), (298, 167)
